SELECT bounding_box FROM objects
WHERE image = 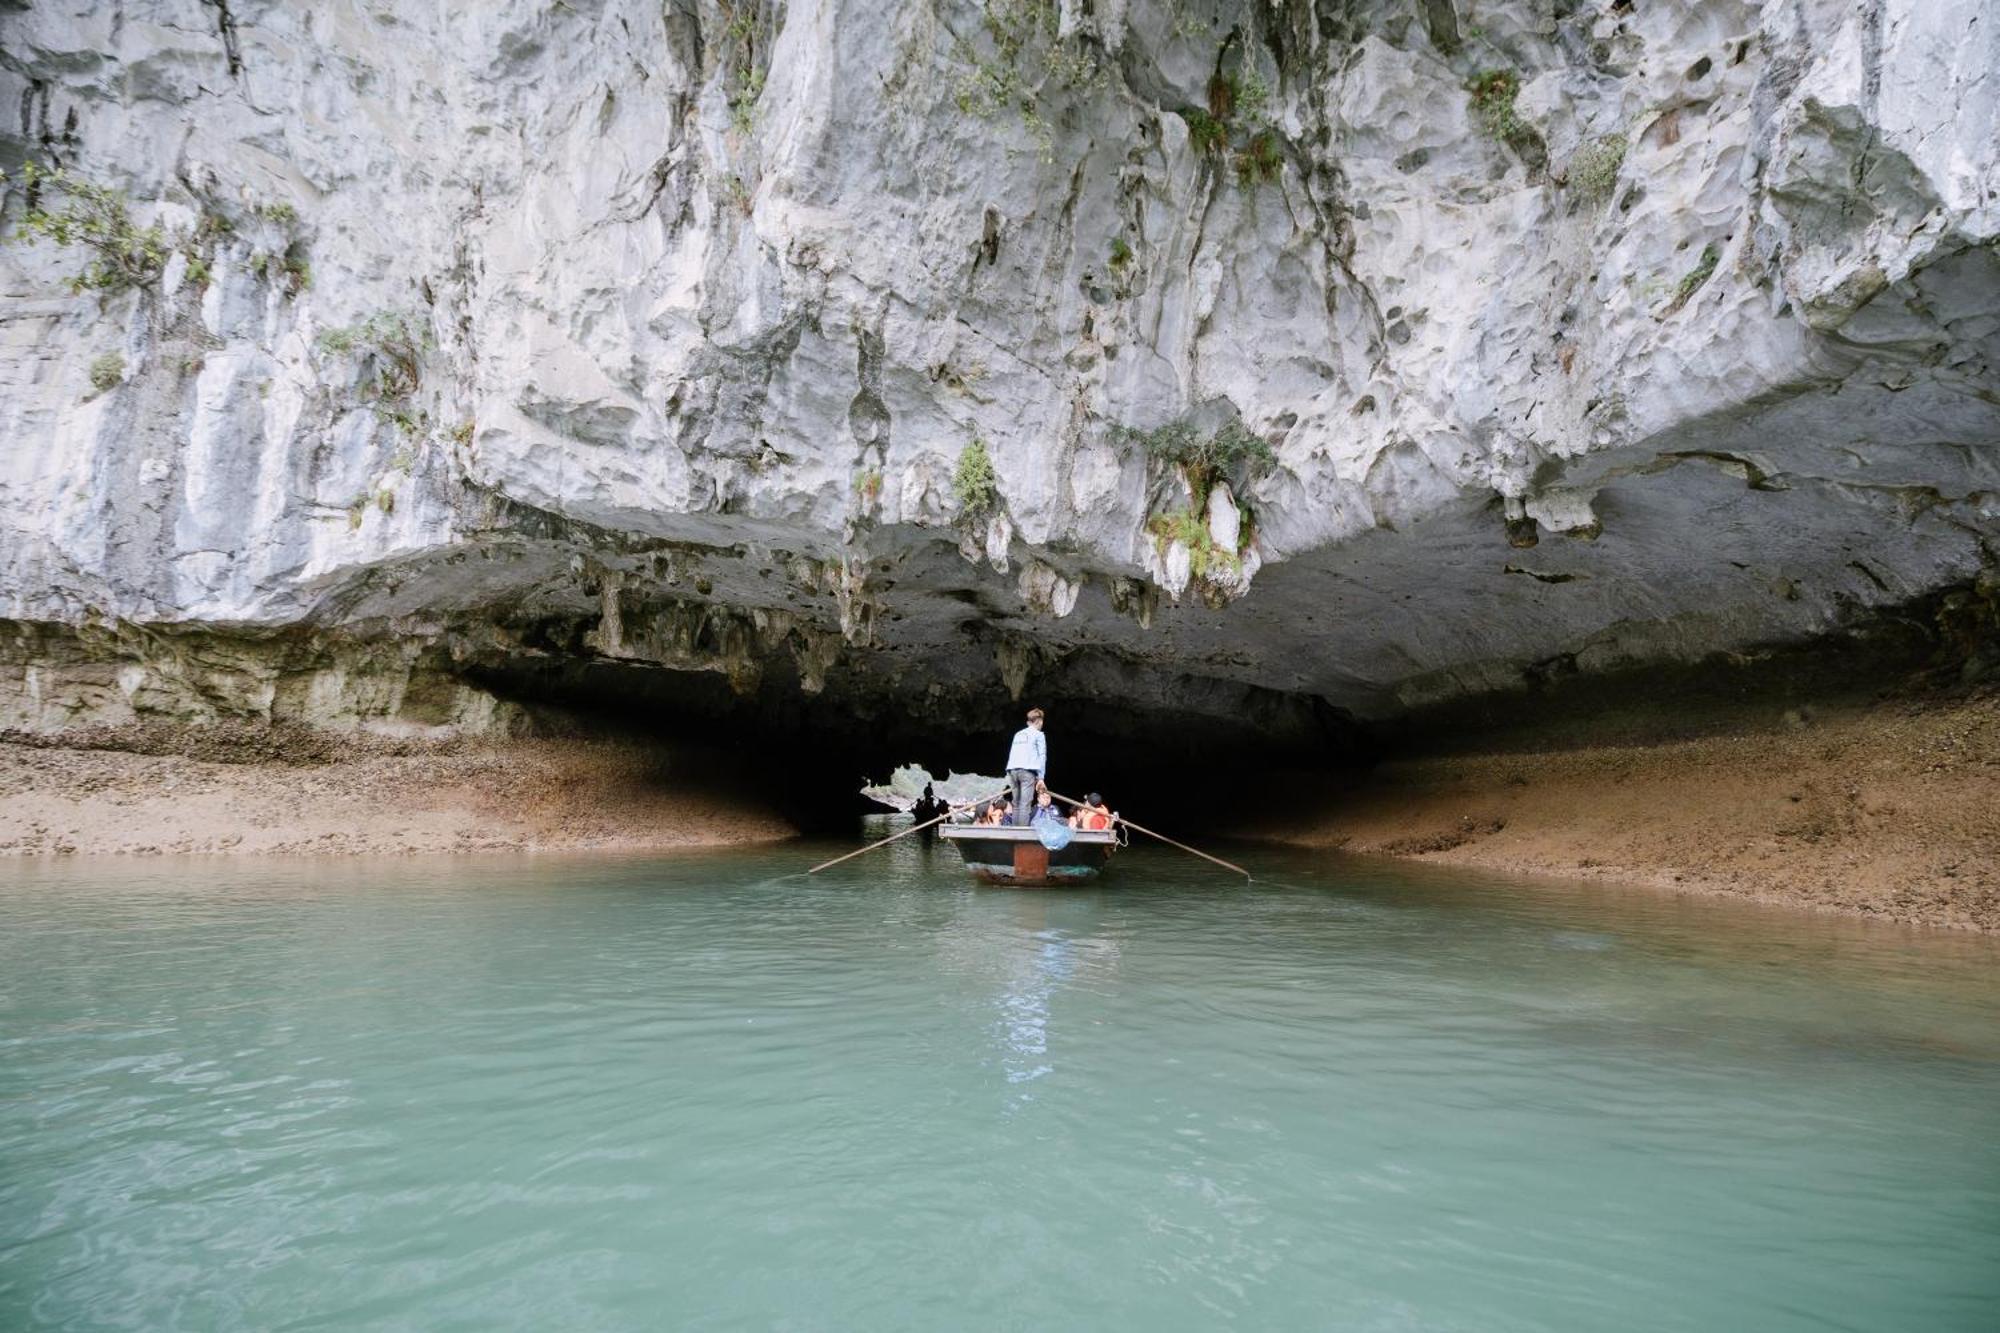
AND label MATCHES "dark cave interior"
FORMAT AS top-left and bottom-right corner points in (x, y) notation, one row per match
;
(459, 584), (1987, 836)
(466, 654), (1359, 834)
